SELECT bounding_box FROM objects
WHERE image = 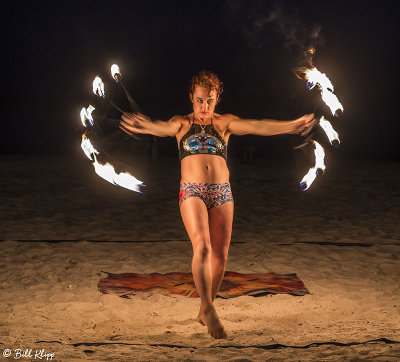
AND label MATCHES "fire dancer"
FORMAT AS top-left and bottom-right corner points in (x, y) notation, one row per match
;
(119, 70), (315, 339)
